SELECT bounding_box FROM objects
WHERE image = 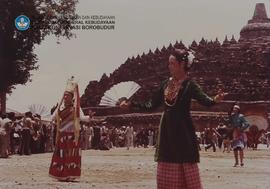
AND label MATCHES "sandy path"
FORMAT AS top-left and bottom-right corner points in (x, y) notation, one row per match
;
(0, 146), (269, 189)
